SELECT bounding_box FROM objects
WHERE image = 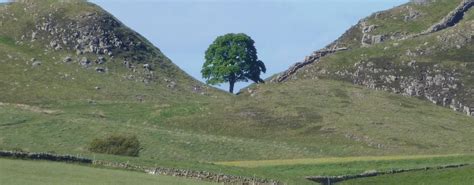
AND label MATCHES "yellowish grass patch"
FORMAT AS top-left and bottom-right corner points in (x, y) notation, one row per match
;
(215, 154), (468, 168)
